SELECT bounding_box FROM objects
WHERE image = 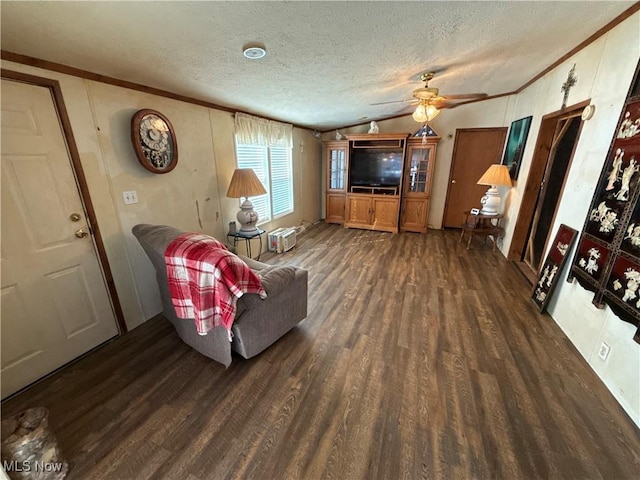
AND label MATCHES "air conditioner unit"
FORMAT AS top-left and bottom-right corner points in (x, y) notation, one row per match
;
(268, 228), (286, 252)
(268, 227), (297, 253)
